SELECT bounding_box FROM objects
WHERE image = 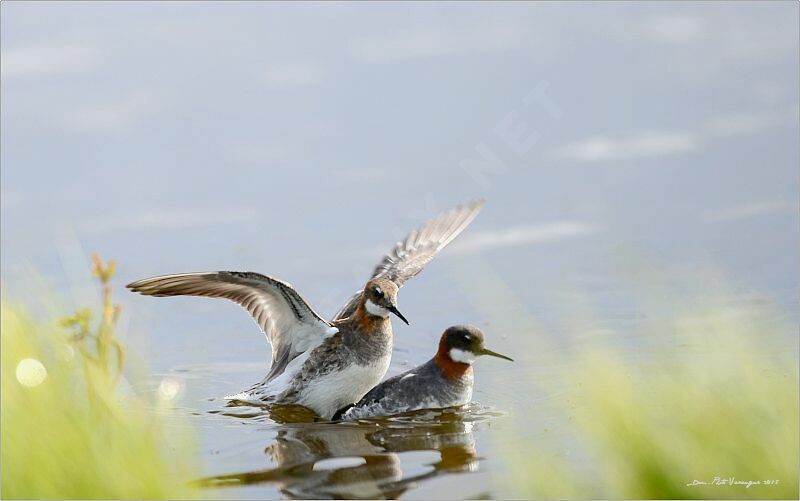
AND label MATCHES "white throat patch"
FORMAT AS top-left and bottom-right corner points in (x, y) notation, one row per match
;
(449, 348), (477, 365)
(364, 299), (390, 318)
